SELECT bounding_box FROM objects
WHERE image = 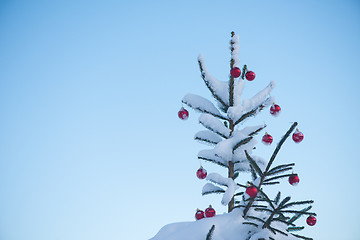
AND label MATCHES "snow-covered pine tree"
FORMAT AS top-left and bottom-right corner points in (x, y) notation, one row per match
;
(150, 32), (316, 240)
